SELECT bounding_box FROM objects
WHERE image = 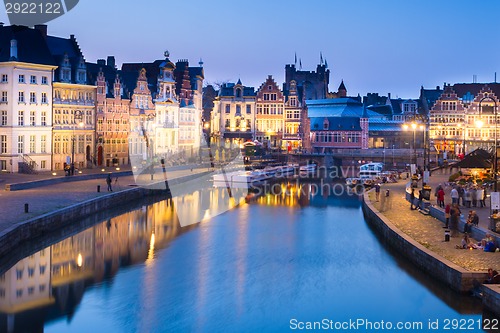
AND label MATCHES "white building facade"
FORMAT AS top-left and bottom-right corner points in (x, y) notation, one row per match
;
(0, 60), (56, 173)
